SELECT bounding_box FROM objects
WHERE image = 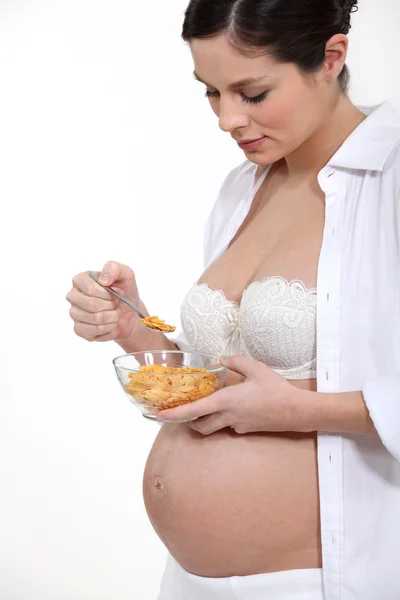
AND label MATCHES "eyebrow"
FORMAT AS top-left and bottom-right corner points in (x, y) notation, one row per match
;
(193, 71), (269, 89)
